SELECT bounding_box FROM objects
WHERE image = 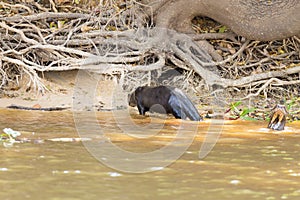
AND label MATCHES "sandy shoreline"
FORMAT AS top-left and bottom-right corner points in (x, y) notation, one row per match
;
(0, 70), (128, 111)
(0, 71), (75, 110)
